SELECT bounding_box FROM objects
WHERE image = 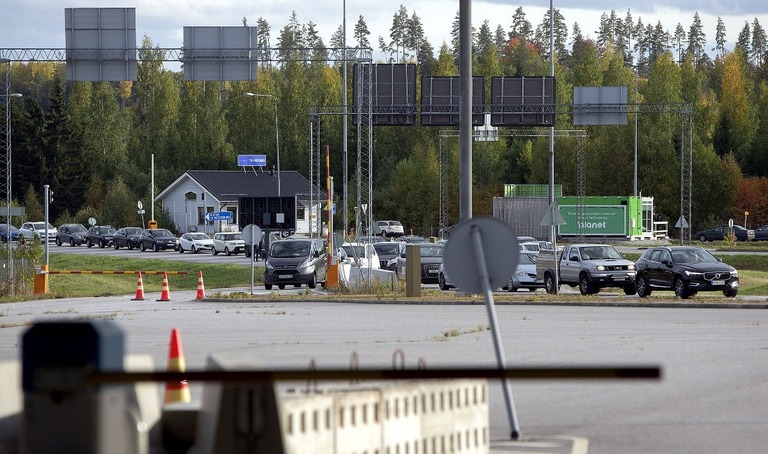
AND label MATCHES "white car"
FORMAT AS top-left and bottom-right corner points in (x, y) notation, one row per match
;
(339, 242), (380, 269)
(19, 221), (57, 243)
(177, 232), (214, 253)
(212, 232), (245, 256)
